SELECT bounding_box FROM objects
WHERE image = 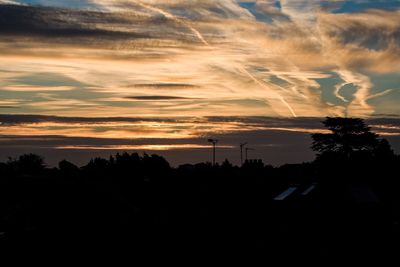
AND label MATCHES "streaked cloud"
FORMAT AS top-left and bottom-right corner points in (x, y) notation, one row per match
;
(1, 115), (400, 166)
(1, 114), (399, 138)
